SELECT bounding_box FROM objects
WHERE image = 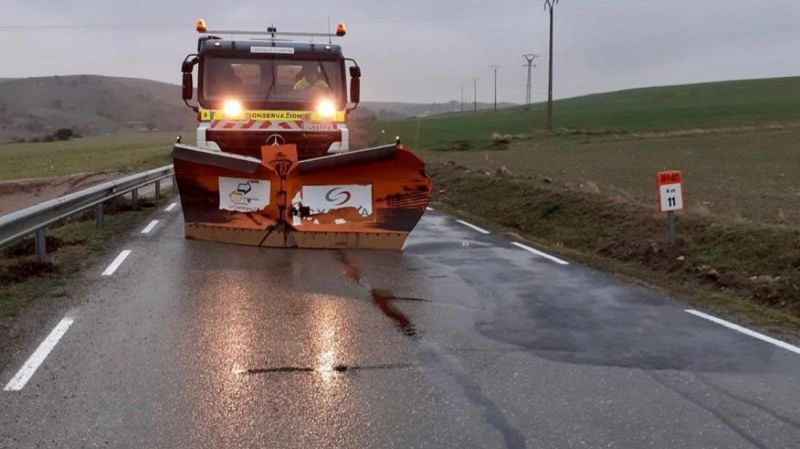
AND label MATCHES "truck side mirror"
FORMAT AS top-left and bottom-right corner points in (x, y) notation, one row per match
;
(182, 73), (193, 100)
(350, 77), (360, 104)
(181, 55), (199, 101)
(349, 66), (361, 78)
